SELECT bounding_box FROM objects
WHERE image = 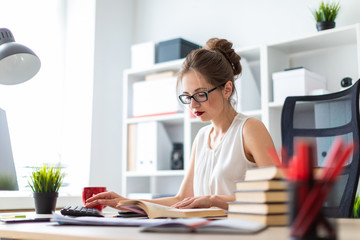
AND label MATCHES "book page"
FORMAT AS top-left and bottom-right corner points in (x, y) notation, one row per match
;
(117, 200), (226, 219)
